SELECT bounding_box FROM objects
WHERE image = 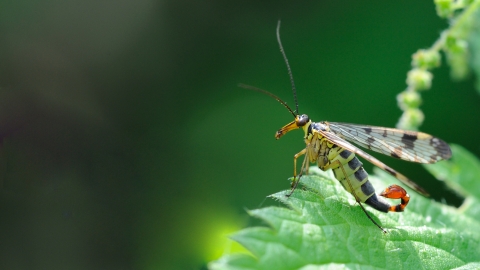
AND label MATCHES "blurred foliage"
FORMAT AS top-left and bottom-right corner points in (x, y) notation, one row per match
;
(425, 144), (480, 221)
(0, 1), (479, 270)
(469, 3), (480, 92)
(398, 0), (480, 130)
